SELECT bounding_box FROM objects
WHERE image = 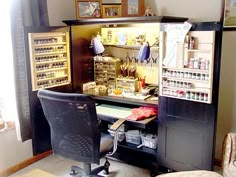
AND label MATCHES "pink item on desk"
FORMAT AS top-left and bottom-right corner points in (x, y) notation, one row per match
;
(126, 106), (158, 121)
